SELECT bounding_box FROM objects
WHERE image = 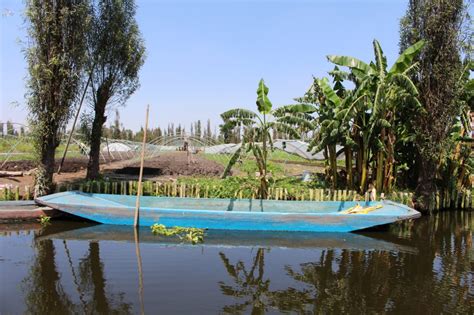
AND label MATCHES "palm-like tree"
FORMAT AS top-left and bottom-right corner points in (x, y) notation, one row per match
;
(327, 39), (425, 192)
(220, 79), (312, 198)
